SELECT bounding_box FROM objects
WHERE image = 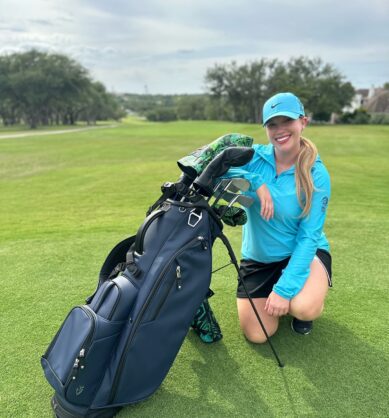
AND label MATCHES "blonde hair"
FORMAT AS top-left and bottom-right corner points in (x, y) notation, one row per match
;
(295, 136), (317, 217)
